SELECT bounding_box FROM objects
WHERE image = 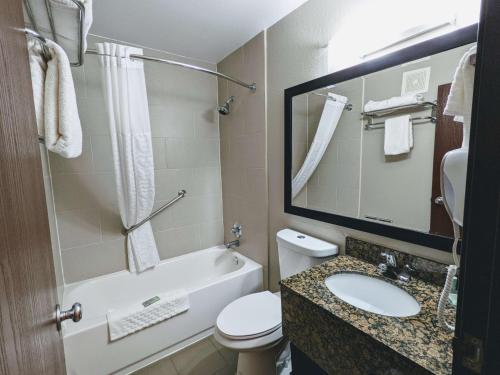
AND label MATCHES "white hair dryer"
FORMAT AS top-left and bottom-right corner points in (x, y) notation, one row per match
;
(437, 148), (468, 331)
